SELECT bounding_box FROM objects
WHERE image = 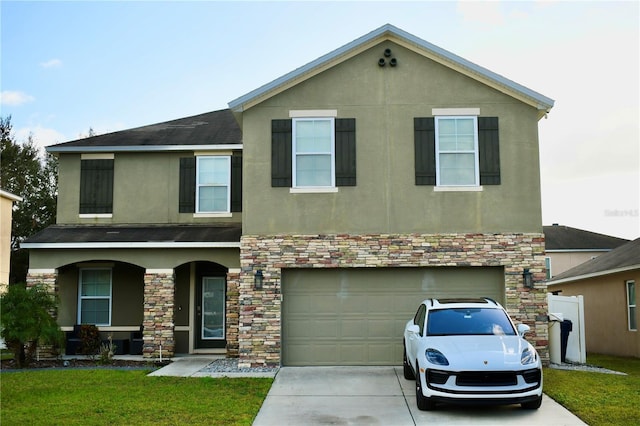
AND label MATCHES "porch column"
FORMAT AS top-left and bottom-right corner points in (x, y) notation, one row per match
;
(26, 268), (58, 315)
(26, 269), (59, 358)
(143, 269), (175, 359)
(226, 268), (241, 358)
